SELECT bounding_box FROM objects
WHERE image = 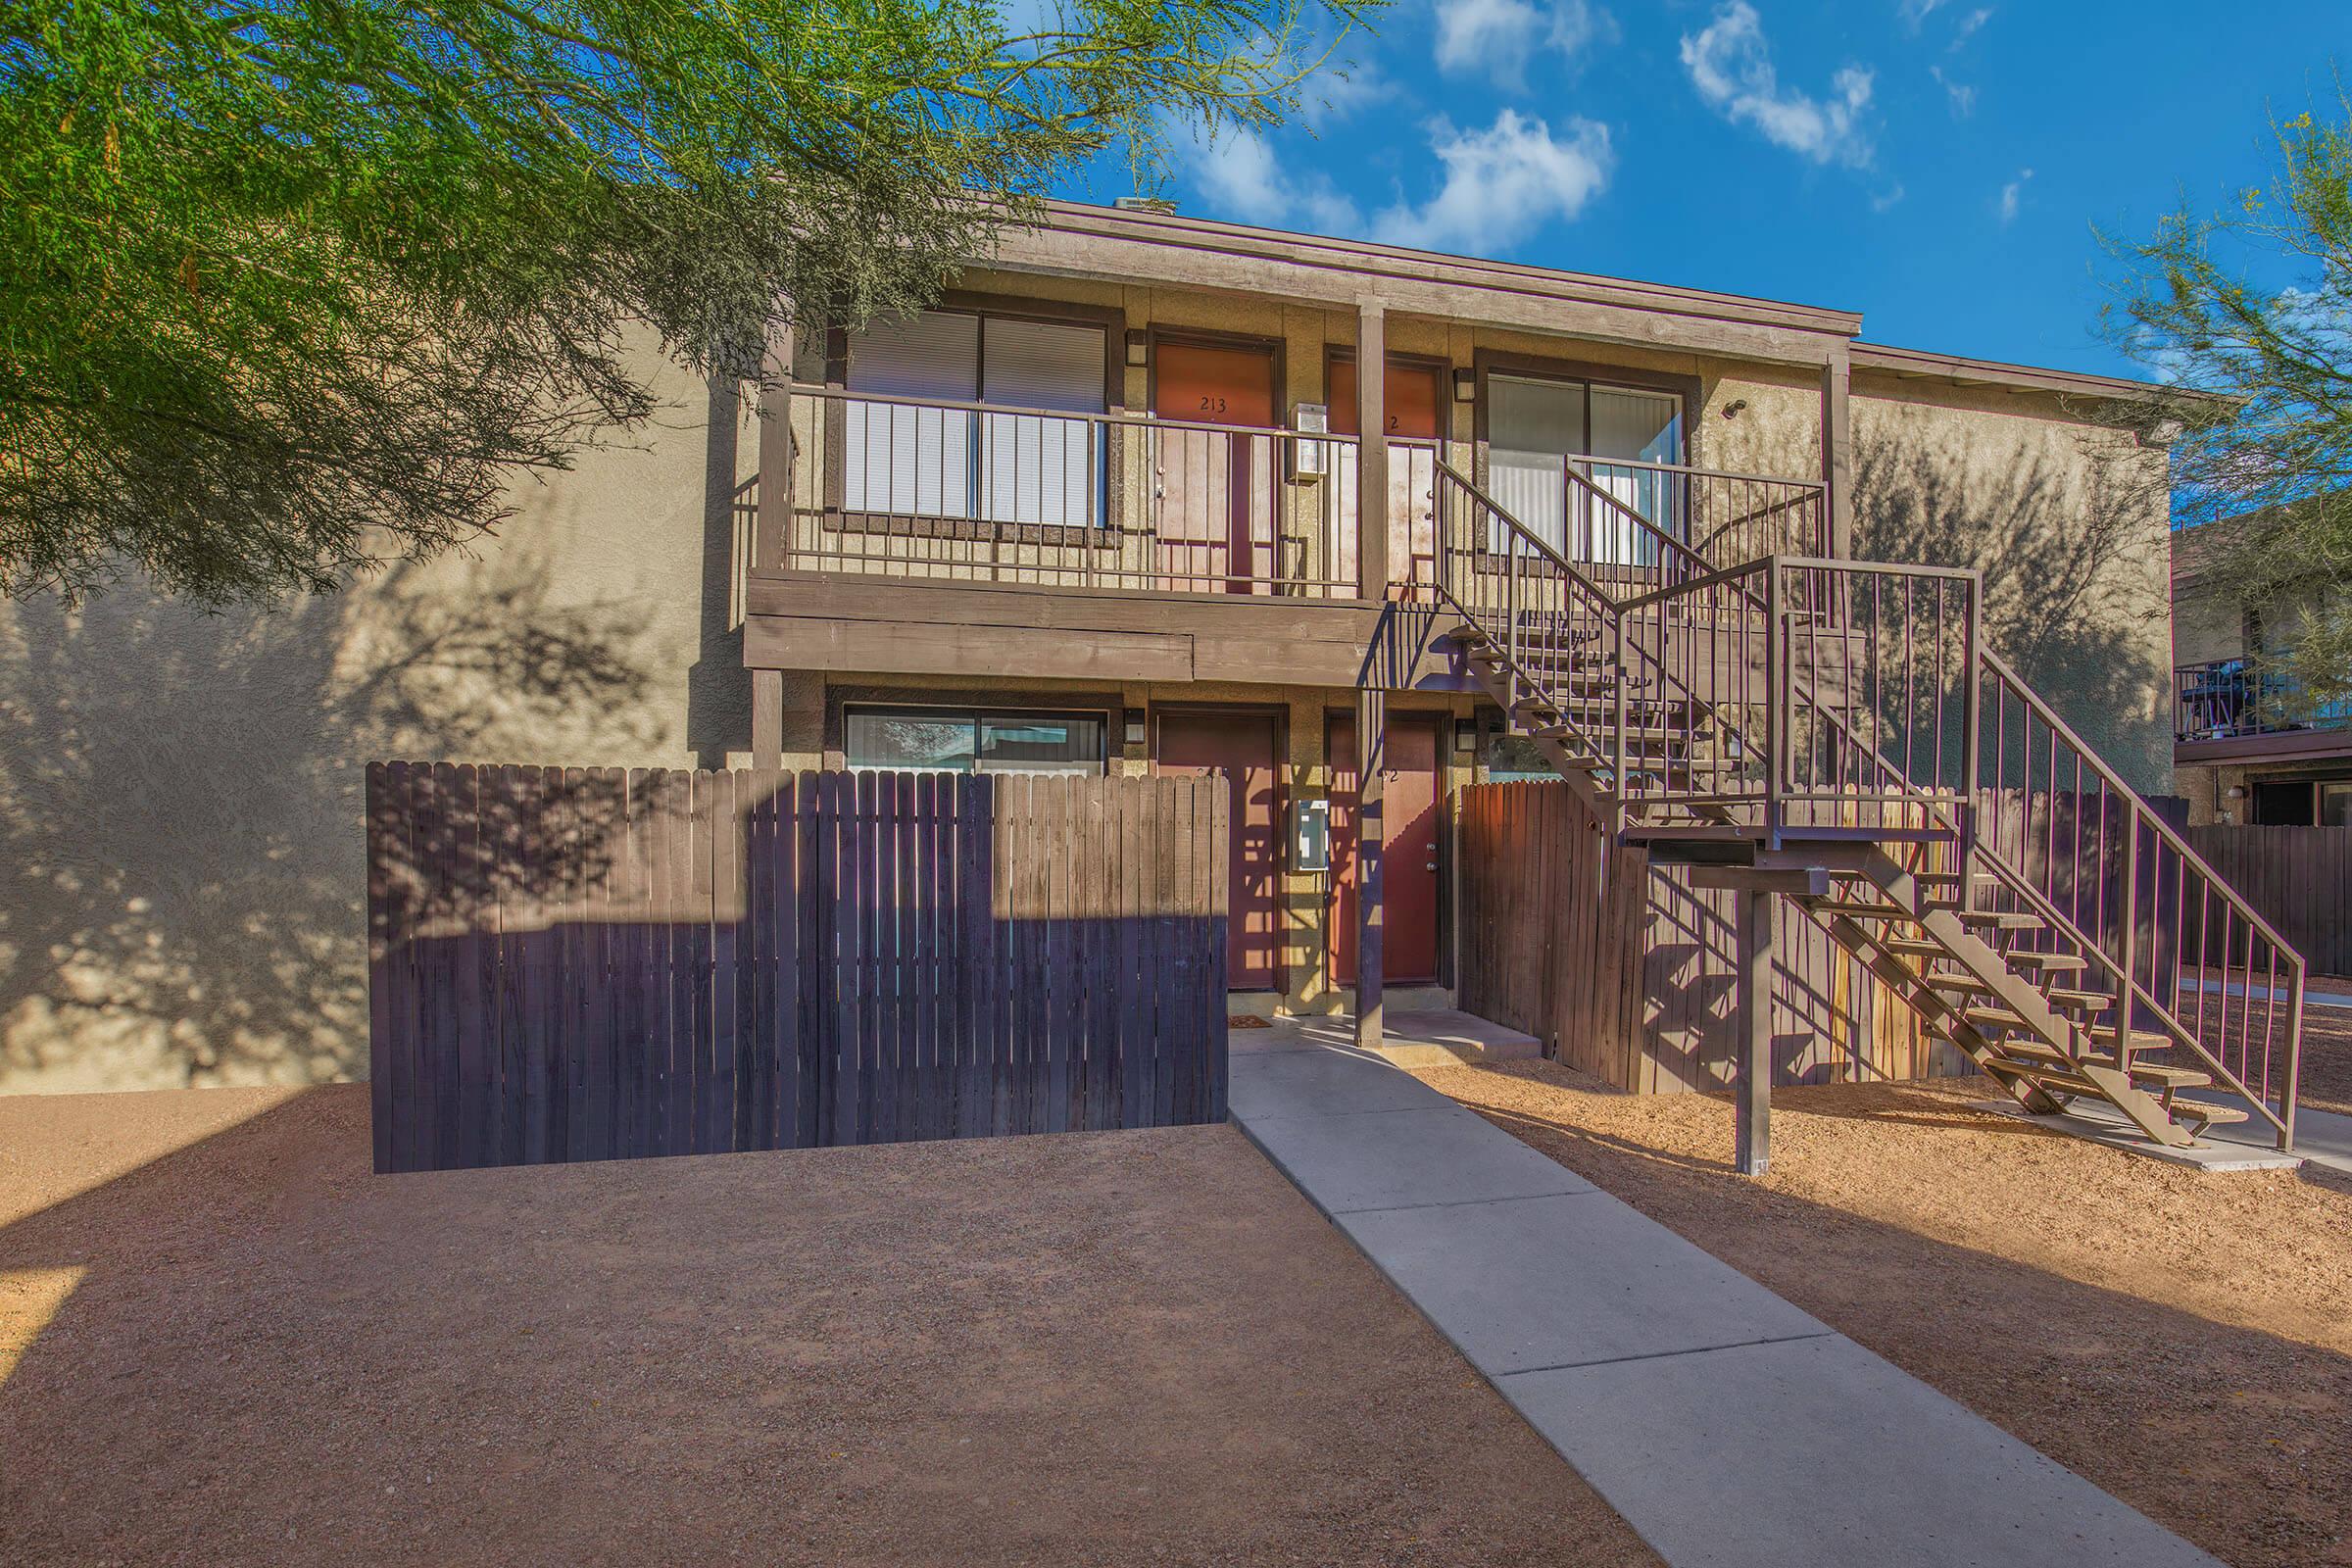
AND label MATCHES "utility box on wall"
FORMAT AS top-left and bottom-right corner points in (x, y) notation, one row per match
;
(1291, 795), (1331, 872)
